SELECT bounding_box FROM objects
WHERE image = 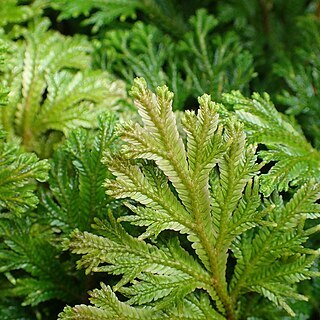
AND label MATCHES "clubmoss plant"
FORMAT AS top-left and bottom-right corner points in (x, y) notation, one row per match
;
(59, 78), (320, 320)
